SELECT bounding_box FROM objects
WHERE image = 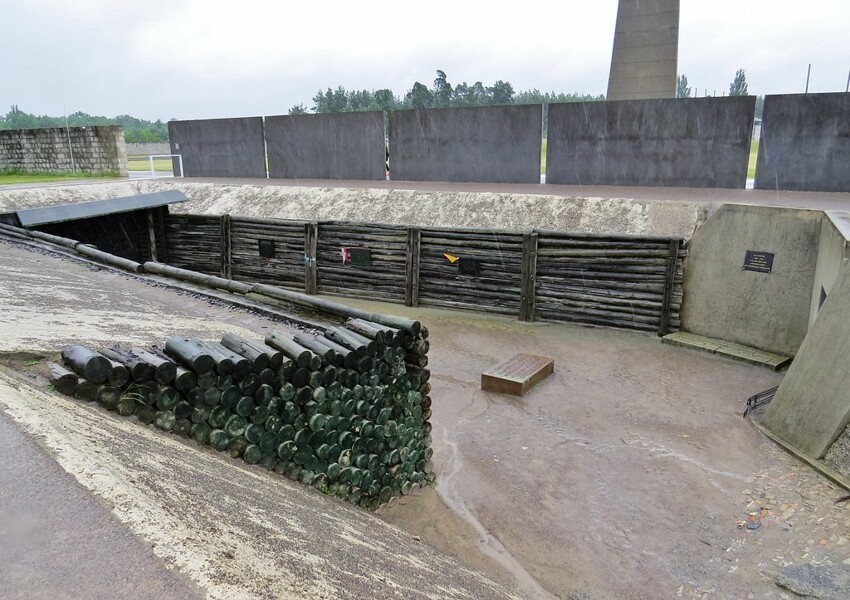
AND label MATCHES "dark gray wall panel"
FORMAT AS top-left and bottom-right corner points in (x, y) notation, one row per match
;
(755, 93), (850, 192)
(546, 97), (754, 188)
(266, 112), (385, 180)
(168, 117), (266, 178)
(389, 105), (542, 183)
